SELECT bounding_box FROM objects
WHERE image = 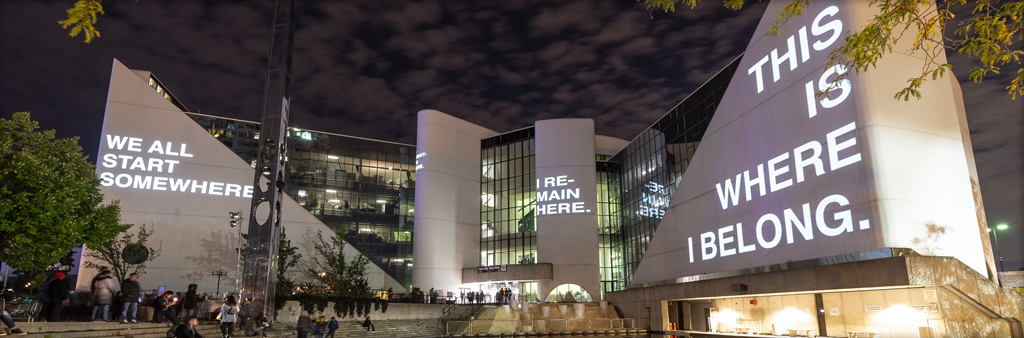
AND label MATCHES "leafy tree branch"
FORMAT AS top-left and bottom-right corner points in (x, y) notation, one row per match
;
(84, 223), (161, 281)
